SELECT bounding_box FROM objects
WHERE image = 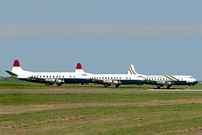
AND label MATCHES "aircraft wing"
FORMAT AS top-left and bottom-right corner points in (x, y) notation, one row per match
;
(146, 79), (173, 85)
(29, 77), (46, 82)
(146, 79), (158, 84)
(92, 79), (106, 84)
(92, 79), (121, 84)
(29, 77), (63, 83)
(5, 70), (18, 77)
